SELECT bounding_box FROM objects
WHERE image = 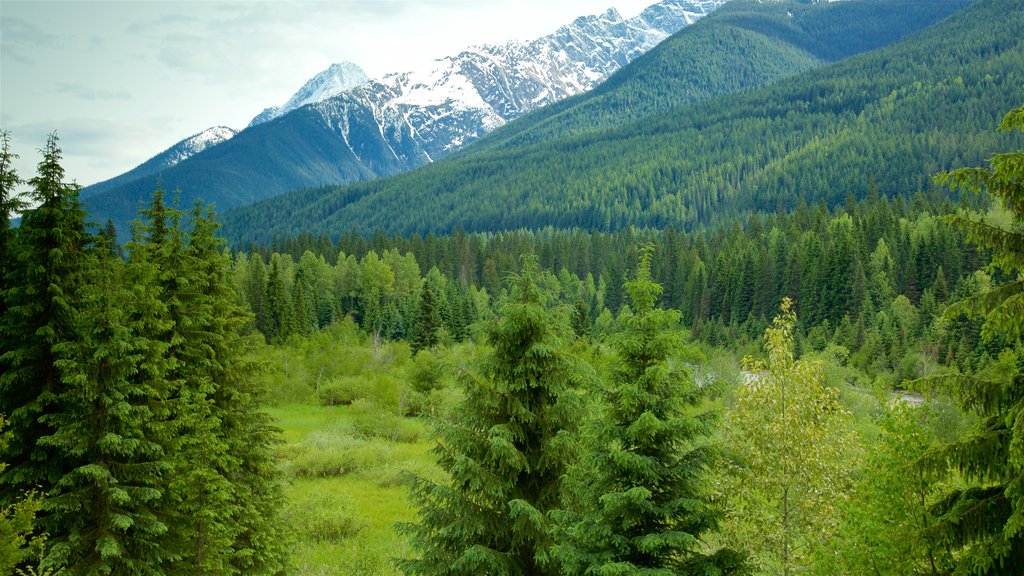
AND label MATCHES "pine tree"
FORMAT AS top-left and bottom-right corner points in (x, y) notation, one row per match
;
(43, 241), (175, 573)
(130, 190), (240, 574)
(401, 256), (583, 575)
(410, 281), (441, 354)
(553, 245), (743, 575)
(186, 205), (287, 576)
(0, 134), (91, 536)
(923, 104), (1024, 575)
